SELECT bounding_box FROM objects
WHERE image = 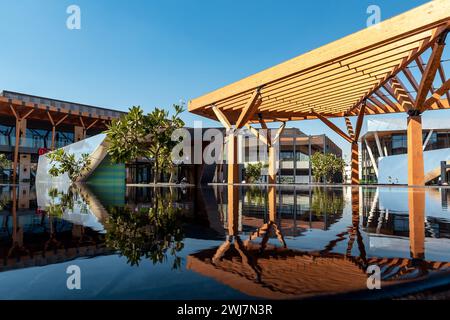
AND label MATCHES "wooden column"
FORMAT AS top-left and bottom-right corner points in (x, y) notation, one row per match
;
(408, 188), (425, 259)
(10, 105), (33, 183)
(12, 119), (21, 183)
(346, 104), (365, 185)
(268, 185), (276, 221)
(268, 145), (277, 184)
(227, 132), (239, 184)
(227, 185), (239, 235)
(351, 142), (359, 184)
(407, 113), (425, 186)
(47, 112), (68, 150)
(268, 122), (286, 185)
